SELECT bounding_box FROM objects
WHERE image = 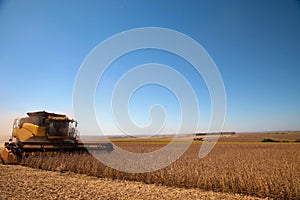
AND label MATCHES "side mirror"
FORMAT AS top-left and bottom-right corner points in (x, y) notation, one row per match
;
(75, 121), (78, 127)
